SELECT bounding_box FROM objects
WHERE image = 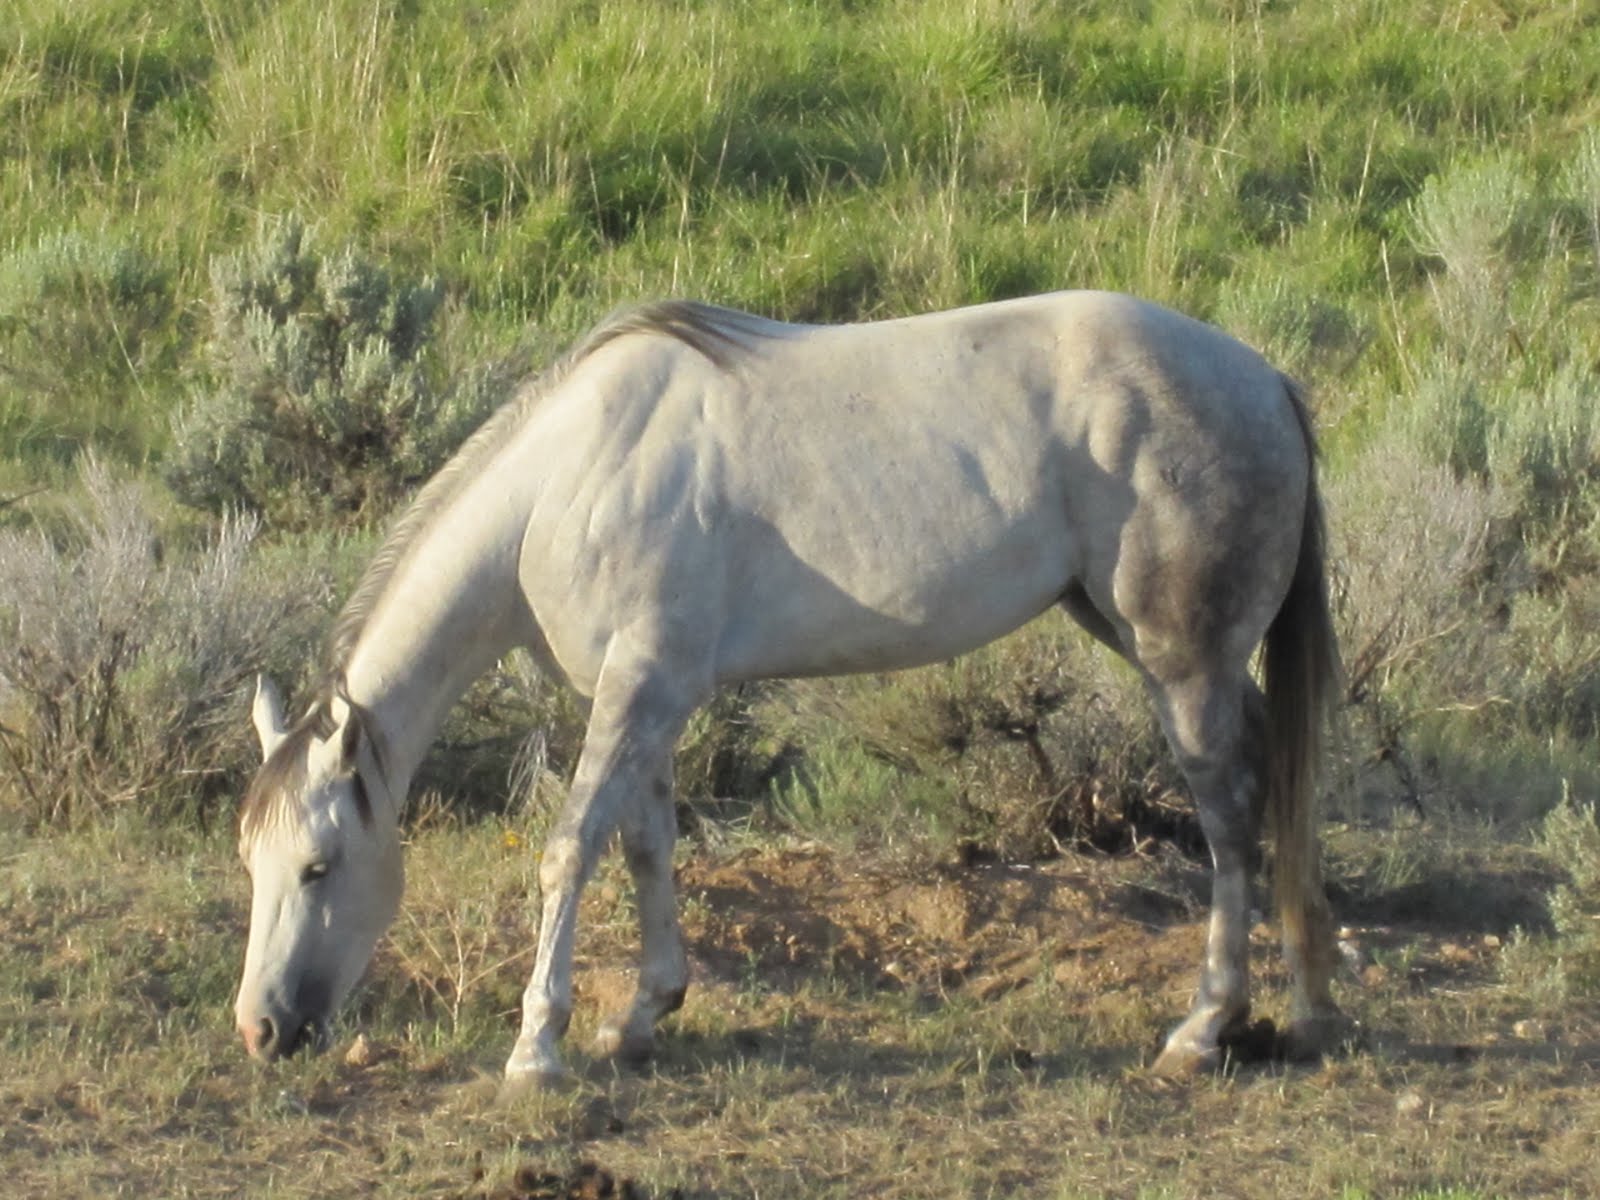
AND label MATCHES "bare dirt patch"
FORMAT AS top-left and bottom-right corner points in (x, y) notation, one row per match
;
(446, 839), (1600, 1199)
(605, 840), (1598, 1078)
(674, 844), (1205, 1012)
